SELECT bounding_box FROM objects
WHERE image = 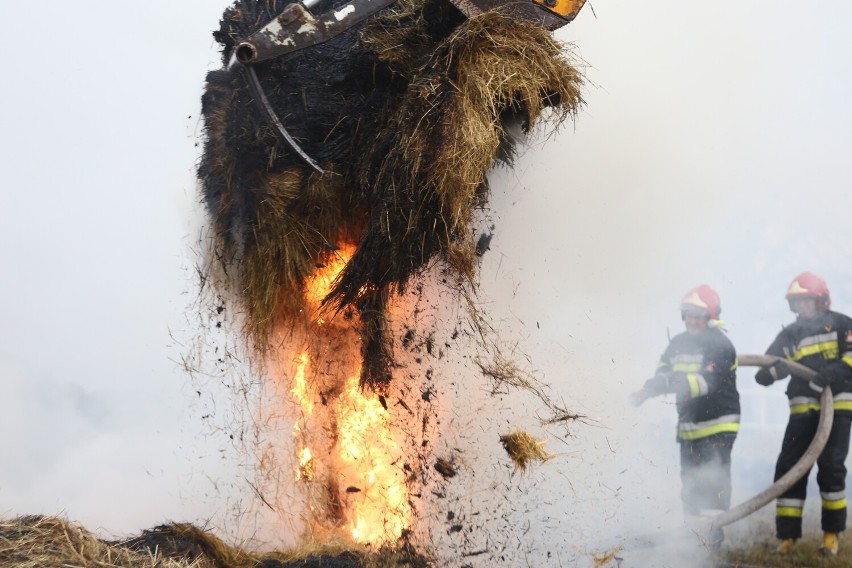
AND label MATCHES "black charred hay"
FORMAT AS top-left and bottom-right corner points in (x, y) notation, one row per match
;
(199, 0), (584, 390)
(0, 516), (428, 568)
